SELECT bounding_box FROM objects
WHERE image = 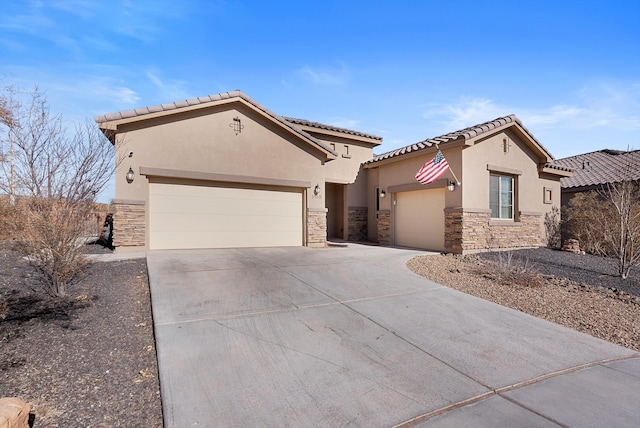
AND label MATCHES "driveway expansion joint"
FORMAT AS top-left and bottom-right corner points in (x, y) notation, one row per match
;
(392, 354), (640, 427)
